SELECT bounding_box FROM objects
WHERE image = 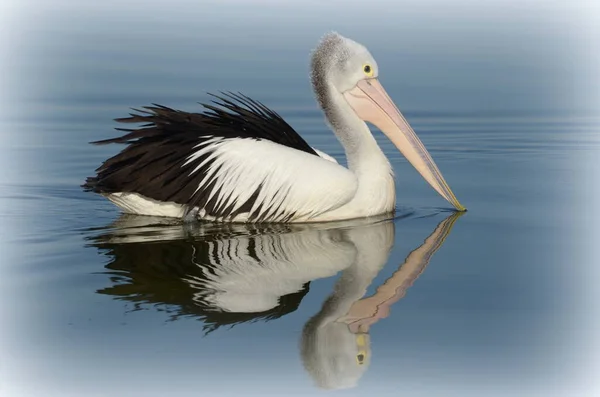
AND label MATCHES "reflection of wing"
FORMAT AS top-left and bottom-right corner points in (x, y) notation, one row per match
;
(93, 229), (311, 333)
(183, 228), (355, 313)
(300, 212), (463, 390)
(87, 213), (392, 333)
